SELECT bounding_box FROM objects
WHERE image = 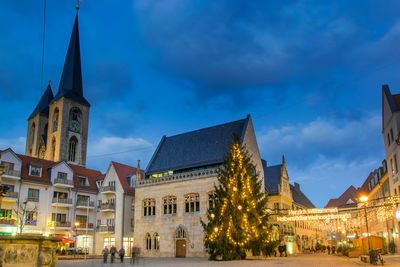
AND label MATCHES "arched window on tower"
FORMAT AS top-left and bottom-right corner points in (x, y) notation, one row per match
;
(68, 137), (78, 162)
(51, 138), (56, 161)
(145, 233), (152, 250)
(53, 108), (59, 132)
(69, 108), (82, 133)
